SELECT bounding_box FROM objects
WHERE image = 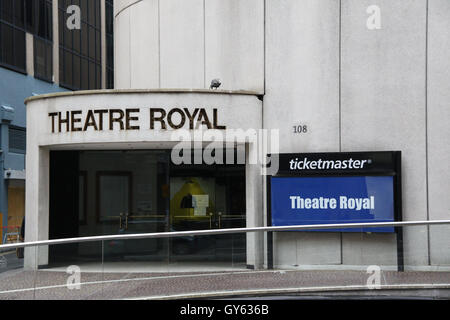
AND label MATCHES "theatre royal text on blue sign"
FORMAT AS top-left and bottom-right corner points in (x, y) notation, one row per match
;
(270, 176), (395, 232)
